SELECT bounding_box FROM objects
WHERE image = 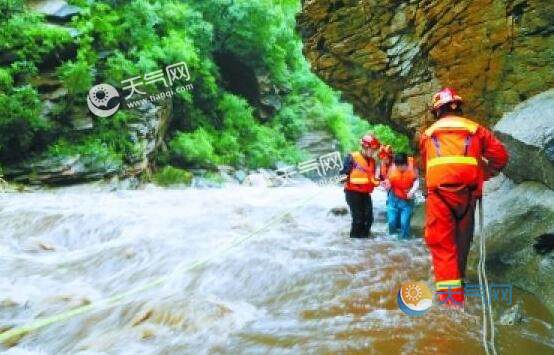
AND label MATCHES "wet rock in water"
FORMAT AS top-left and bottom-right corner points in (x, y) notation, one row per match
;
(241, 172), (274, 187)
(216, 165), (240, 185)
(22, 238), (57, 253)
(0, 178), (17, 193)
(122, 247), (136, 259)
(499, 302), (525, 325)
(3, 155), (120, 186)
(471, 173), (554, 315)
(38, 241), (55, 252)
(108, 176), (141, 191)
(374, 209), (387, 223)
(329, 206), (348, 216)
(139, 327), (157, 340)
(191, 177), (223, 189)
(533, 233), (554, 255)
(131, 308), (154, 326)
(494, 90), (554, 189)
(233, 170), (247, 183)
(409, 201), (425, 237)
